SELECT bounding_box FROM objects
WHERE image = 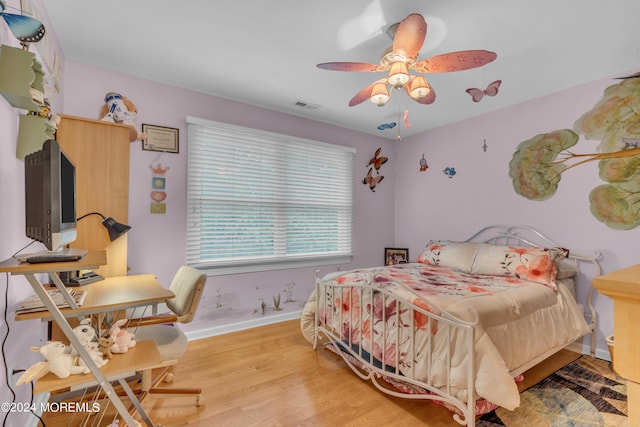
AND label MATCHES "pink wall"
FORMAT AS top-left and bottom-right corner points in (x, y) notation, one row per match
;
(394, 73), (640, 355)
(2, 8), (635, 417)
(60, 61), (396, 333)
(0, 0), (65, 416)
